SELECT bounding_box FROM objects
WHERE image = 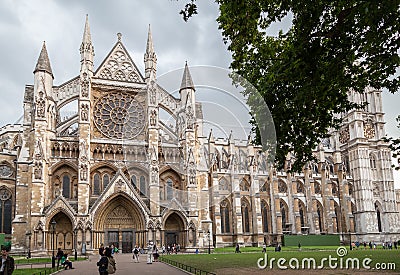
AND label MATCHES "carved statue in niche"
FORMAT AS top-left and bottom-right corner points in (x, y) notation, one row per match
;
(186, 106), (194, 130)
(55, 186), (61, 197)
(34, 162), (42, 180)
(150, 110), (157, 126)
(81, 73), (89, 97)
(80, 164), (88, 181)
(151, 166), (158, 183)
(36, 97), (45, 118)
(149, 81), (157, 105)
(79, 140), (88, 162)
(81, 104), (89, 121)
